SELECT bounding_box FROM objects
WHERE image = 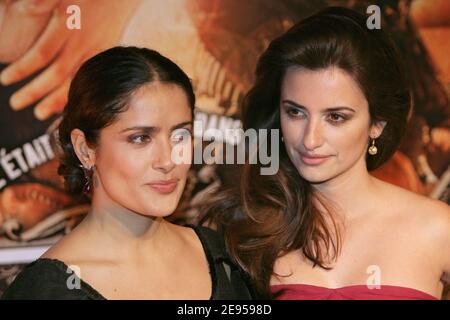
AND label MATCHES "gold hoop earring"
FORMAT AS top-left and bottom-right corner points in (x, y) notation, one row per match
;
(368, 138), (378, 155)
